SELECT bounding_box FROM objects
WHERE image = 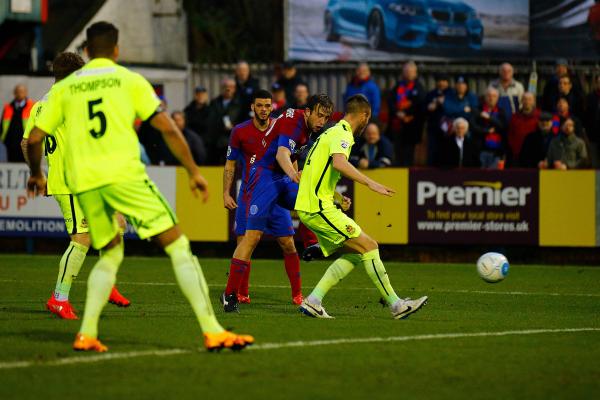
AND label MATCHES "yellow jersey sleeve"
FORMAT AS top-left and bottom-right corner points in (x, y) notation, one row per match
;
(35, 86), (65, 135)
(328, 127), (354, 159)
(23, 101), (43, 140)
(130, 72), (161, 121)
